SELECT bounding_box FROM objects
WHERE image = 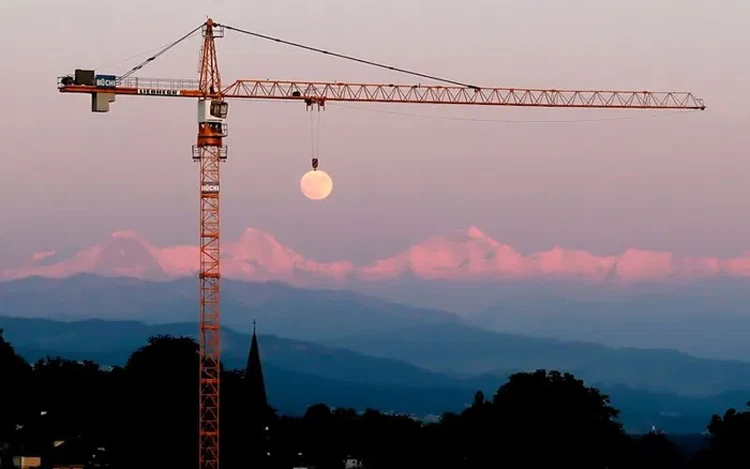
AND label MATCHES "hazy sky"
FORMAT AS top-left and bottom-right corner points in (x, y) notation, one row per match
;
(1, 0), (749, 264)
